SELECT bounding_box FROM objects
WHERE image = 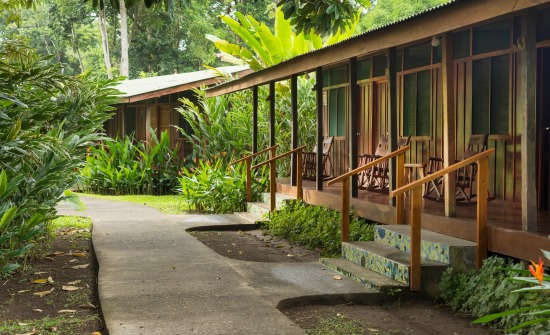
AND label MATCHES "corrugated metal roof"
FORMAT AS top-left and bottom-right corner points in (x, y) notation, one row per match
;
(116, 65), (249, 98)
